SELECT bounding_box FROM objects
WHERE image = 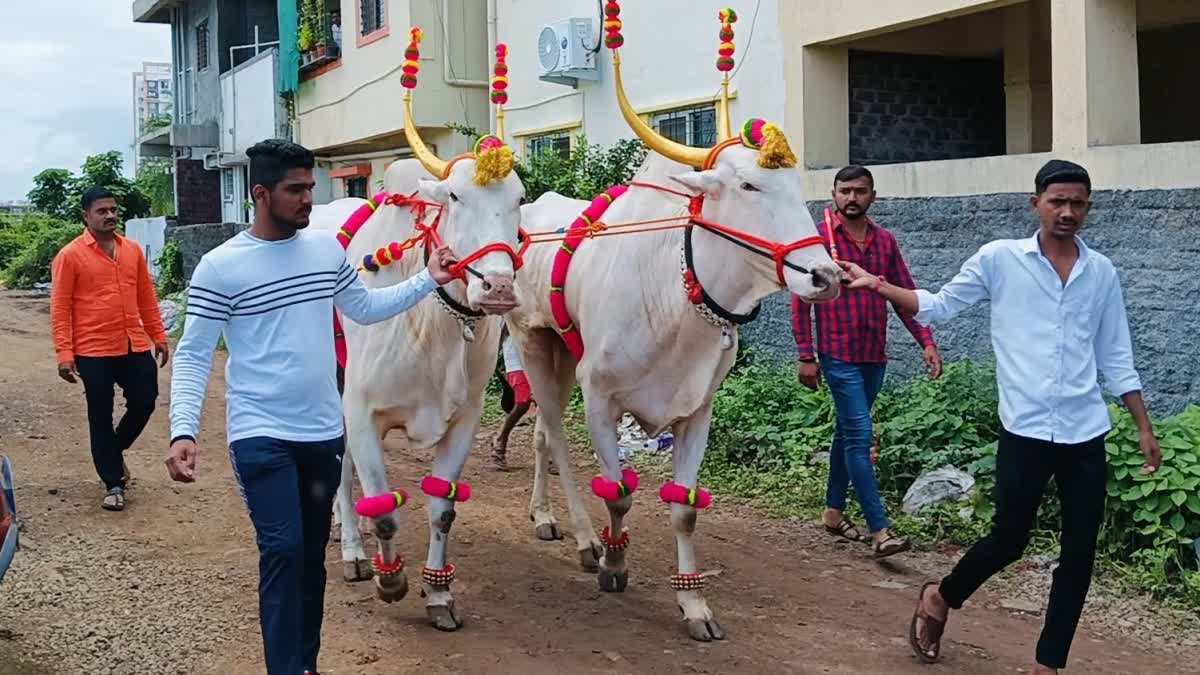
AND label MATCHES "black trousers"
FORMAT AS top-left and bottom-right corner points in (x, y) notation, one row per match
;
(75, 350), (159, 490)
(939, 427), (1108, 669)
